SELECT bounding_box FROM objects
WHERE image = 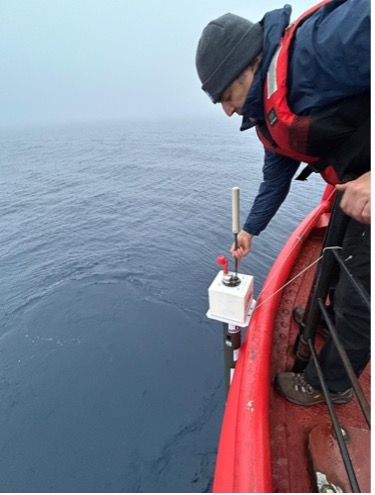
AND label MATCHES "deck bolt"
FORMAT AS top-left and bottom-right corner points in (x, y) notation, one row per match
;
(322, 484), (336, 493)
(317, 472), (343, 493)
